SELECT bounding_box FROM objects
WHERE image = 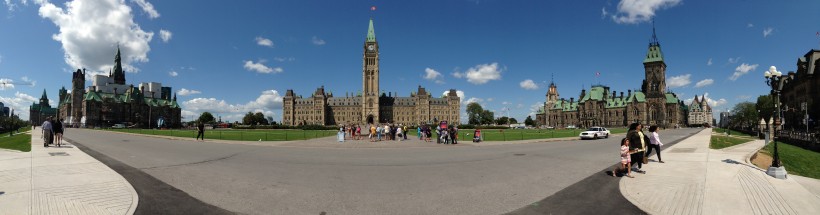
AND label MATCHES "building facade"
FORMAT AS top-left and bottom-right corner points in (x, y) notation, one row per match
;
(282, 19), (460, 126)
(536, 28), (686, 128)
(687, 95), (713, 126)
(29, 90), (58, 125)
(780, 49), (820, 131)
(56, 48), (181, 128)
